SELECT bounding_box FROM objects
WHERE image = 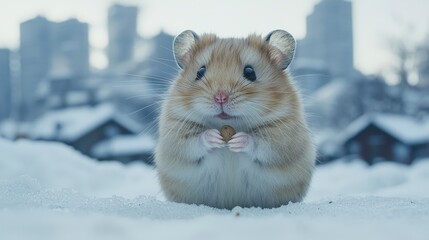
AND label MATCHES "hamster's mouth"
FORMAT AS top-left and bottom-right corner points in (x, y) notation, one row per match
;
(218, 112), (233, 120)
